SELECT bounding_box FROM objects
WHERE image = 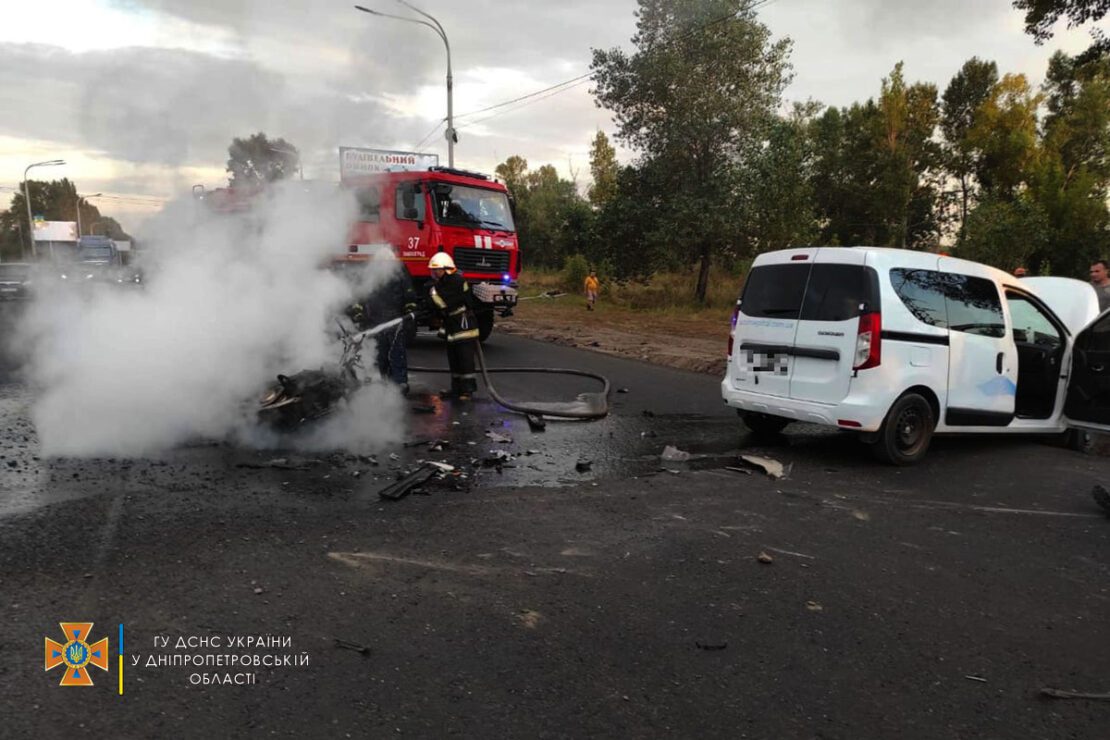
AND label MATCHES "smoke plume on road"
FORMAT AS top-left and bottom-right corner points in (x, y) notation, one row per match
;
(20, 182), (404, 457)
